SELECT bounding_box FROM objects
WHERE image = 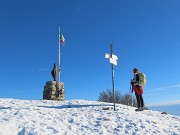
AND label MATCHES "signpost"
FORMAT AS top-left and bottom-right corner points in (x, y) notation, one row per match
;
(105, 43), (118, 111)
